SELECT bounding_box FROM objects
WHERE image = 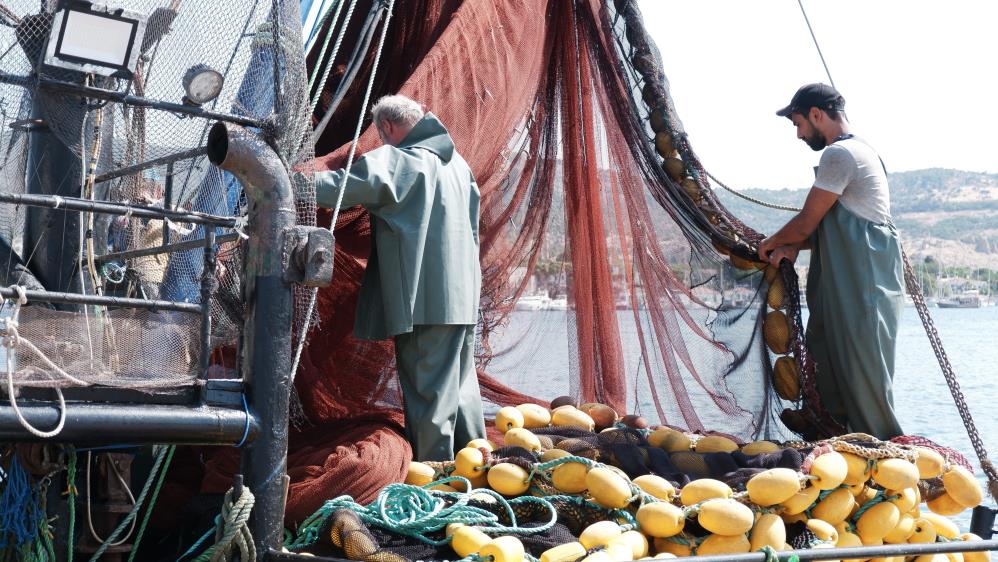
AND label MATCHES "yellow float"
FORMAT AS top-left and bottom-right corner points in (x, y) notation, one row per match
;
(746, 468), (801, 506)
(586, 466), (633, 509)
